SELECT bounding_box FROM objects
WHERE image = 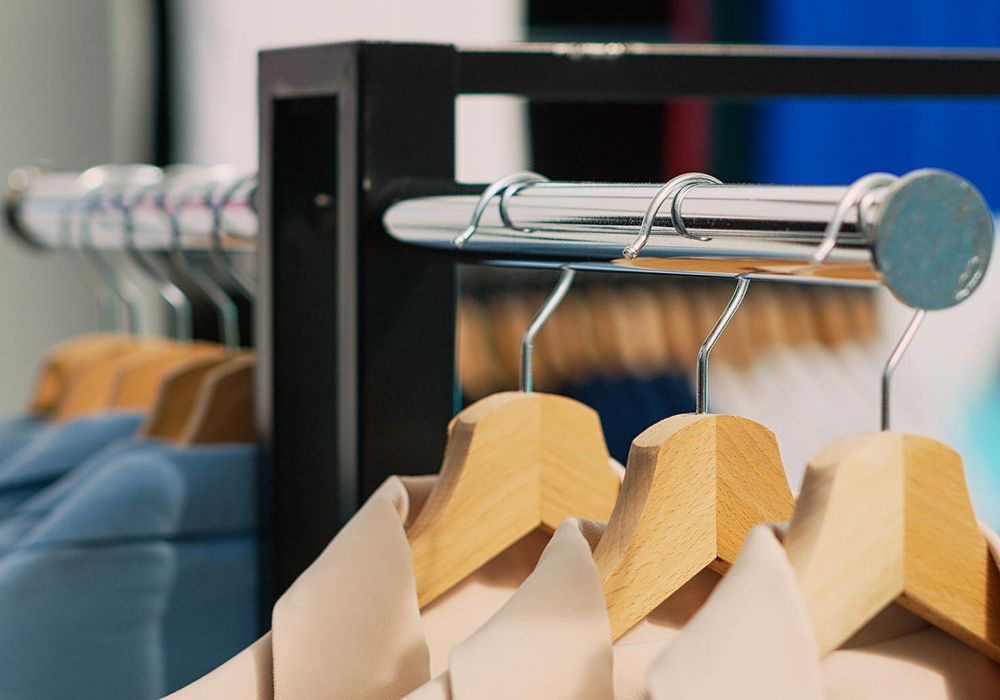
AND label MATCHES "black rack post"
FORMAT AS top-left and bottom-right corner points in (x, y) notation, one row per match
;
(257, 41), (1000, 604)
(257, 43), (459, 601)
